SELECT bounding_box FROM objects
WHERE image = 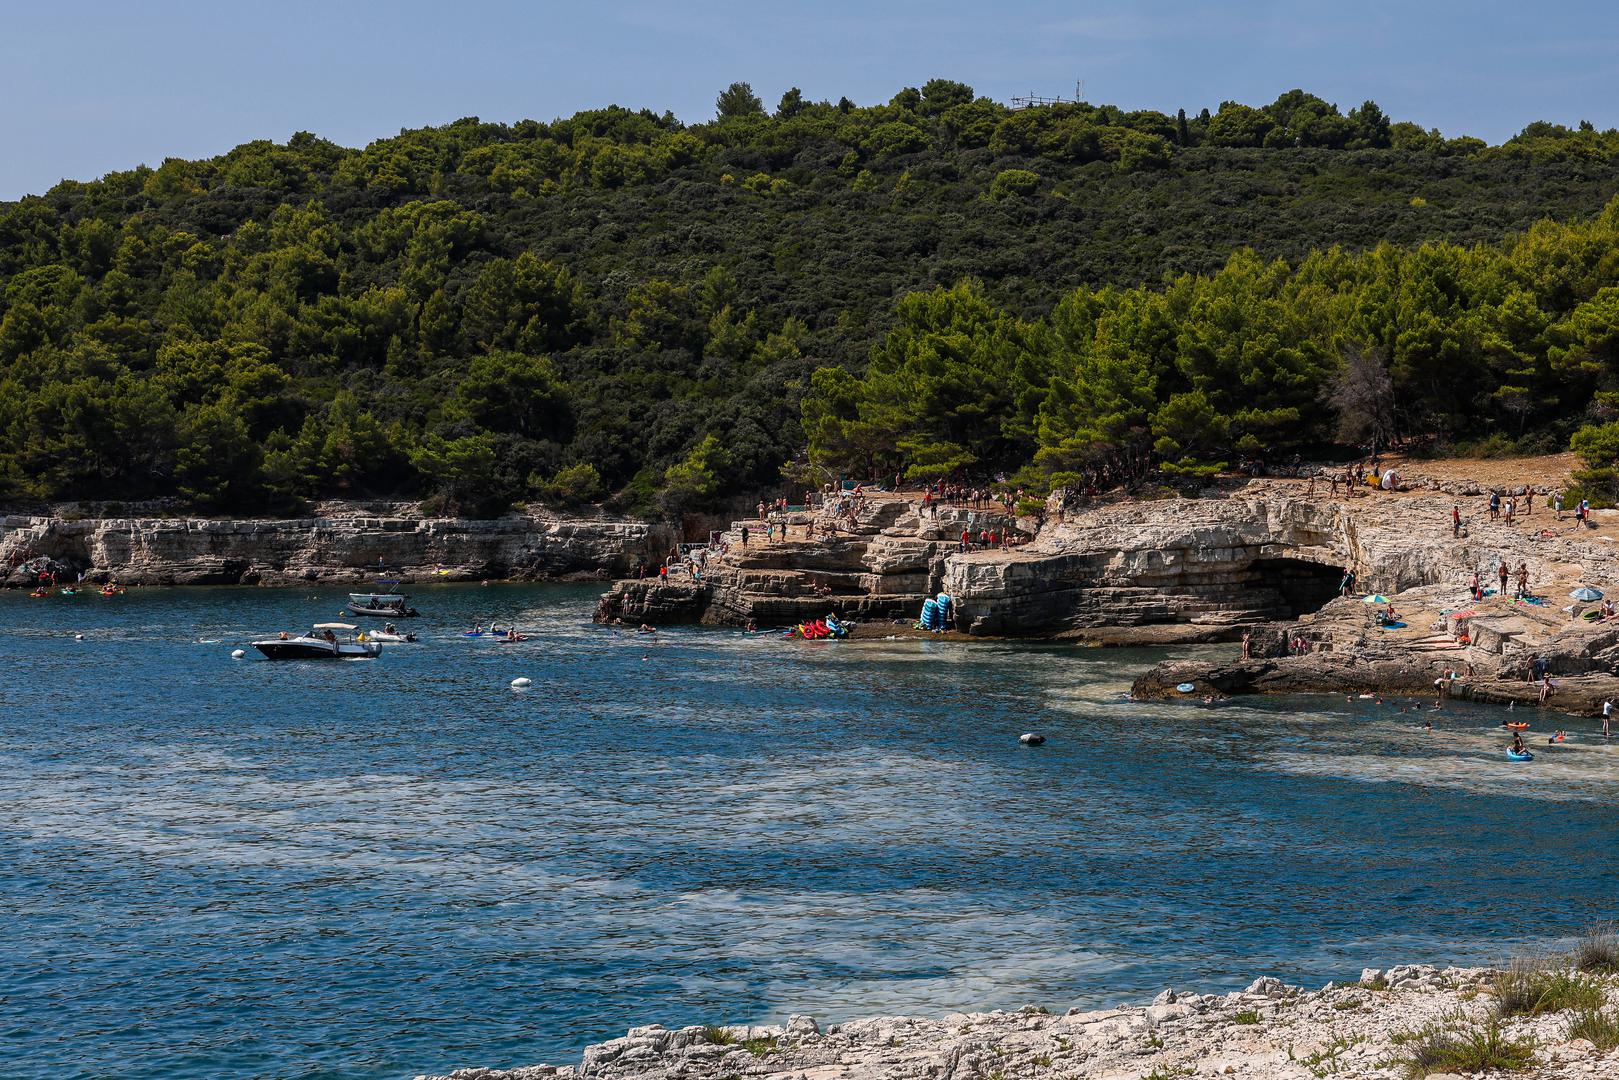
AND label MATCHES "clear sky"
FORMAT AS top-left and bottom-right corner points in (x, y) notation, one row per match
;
(3, 0), (1617, 200)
